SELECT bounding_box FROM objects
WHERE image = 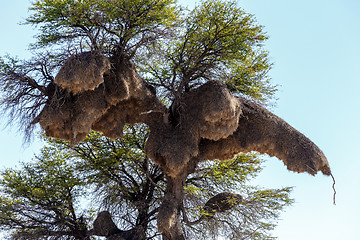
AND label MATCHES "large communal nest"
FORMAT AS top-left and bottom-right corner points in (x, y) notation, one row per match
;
(35, 52), (165, 145)
(145, 81), (242, 176)
(196, 98), (331, 176)
(34, 52), (330, 177)
(145, 80), (330, 177)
